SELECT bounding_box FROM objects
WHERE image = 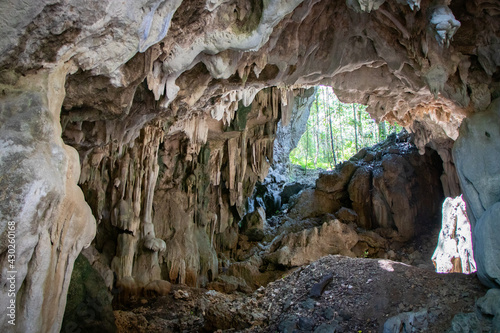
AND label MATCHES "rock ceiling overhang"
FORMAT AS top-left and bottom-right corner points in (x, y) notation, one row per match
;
(1, 0), (498, 151)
